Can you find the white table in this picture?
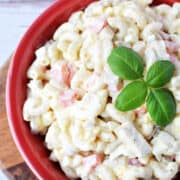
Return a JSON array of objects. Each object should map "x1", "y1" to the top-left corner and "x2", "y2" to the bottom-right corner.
[{"x1": 0, "y1": 0, "x2": 54, "y2": 67}]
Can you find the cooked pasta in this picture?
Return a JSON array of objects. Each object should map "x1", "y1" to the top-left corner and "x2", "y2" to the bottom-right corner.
[{"x1": 23, "y1": 0, "x2": 180, "y2": 179}]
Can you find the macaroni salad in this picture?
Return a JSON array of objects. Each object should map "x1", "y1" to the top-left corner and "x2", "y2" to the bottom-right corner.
[{"x1": 23, "y1": 0, "x2": 180, "y2": 179}]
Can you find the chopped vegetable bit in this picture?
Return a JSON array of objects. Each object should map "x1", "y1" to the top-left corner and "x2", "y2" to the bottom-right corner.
[{"x1": 82, "y1": 154, "x2": 104, "y2": 172}]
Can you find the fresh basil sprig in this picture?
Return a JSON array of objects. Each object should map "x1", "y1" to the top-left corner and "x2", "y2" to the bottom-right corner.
[
  {"x1": 115, "y1": 81, "x2": 147, "y2": 111},
  {"x1": 108, "y1": 46, "x2": 176, "y2": 127},
  {"x1": 146, "y1": 60, "x2": 175, "y2": 88},
  {"x1": 147, "y1": 89, "x2": 176, "y2": 127},
  {"x1": 107, "y1": 47, "x2": 144, "y2": 80}
]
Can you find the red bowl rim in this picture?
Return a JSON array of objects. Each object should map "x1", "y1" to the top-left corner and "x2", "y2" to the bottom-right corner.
[
  {"x1": 6, "y1": 0, "x2": 178, "y2": 179},
  {"x1": 6, "y1": 0, "x2": 76, "y2": 179}
]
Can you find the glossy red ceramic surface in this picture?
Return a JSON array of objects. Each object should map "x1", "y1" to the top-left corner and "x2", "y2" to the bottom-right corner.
[
  {"x1": 6, "y1": 0, "x2": 179, "y2": 179},
  {"x1": 154, "y1": 0, "x2": 180, "y2": 5}
]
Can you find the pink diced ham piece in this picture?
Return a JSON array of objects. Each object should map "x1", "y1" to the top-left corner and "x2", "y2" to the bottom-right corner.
[
  {"x1": 160, "y1": 31, "x2": 179, "y2": 63},
  {"x1": 60, "y1": 90, "x2": 80, "y2": 107},
  {"x1": 128, "y1": 158, "x2": 144, "y2": 166},
  {"x1": 134, "y1": 105, "x2": 147, "y2": 117},
  {"x1": 166, "y1": 42, "x2": 179, "y2": 63},
  {"x1": 166, "y1": 41, "x2": 179, "y2": 54},
  {"x1": 169, "y1": 54, "x2": 178, "y2": 63},
  {"x1": 88, "y1": 18, "x2": 108, "y2": 33},
  {"x1": 51, "y1": 62, "x2": 76, "y2": 87},
  {"x1": 160, "y1": 31, "x2": 172, "y2": 41},
  {"x1": 169, "y1": 154, "x2": 176, "y2": 161},
  {"x1": 165, "y1": 154, "x2": 176, "y2": 161},
  {"x1": 82, "y1": 154, "x2": 103, "y2": 172}
]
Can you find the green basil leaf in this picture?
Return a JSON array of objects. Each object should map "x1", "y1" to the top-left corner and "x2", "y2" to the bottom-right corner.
[
  {"x1": 146, "y1": 60, "x2": 175, "y2": 88},
  {"x1": 146, "y1": 88, "x2": 176, "y2": 127},
  {"x1": 115, "y1": 80, "x2": 147, "y2": 111},
  {"x1": 107, "y1": 46, "x2": 144, "y2": 80}
]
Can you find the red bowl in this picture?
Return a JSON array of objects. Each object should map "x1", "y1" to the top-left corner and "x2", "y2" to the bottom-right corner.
[
  {"x1": 153, "y1": 0, "x2": 180, "y2": 5},
  {"x1": 6, "y1": 0, "x2": 179, "y2": 179}
]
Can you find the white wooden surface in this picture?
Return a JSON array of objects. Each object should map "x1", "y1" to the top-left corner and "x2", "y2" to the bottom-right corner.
[{"x1": 0, "y1": 1, "x2": 54, "y2": 67}]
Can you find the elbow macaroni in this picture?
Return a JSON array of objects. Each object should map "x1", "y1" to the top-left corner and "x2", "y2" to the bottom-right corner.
[{"x1": 23, "y1": 0, "x2": 180, "y2": 179}]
